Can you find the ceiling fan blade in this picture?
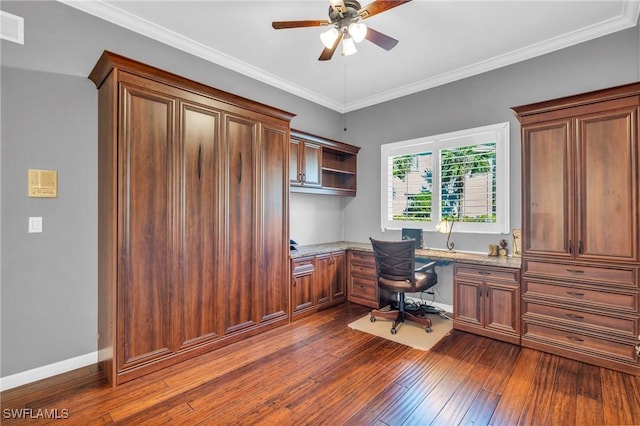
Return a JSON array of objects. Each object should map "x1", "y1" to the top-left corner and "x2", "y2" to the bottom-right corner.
[
  {"x1": 365, "y1": 27, "x2": 399, "y2": 50},
  {"x1": 319, "y1": 33, "x2": 343, "y2": 61},
  {"x1": 358, "y1": 0, "x2": 412, "y2": 20},
  {"x1": 272, "y1": 20, "x2": 329, "y2": 30}
]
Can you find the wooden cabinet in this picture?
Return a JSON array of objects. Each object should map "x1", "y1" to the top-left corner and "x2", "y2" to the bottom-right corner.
[
  {"x1": 316, "y1": 251, "x2": 346, "y2": 308},
  {"x1": 90, "y1": 51, "x2": 293, "y2": 385},
  {"x1": 290, "y1": 251, "x2": 346, "y2": 321},
  {"x1": 291, "y1": 257, "x2": 315, "y2": 319},
  {"x1": 453, "y1": 264, "x2": 521, "y2": 345},
  {"x1": 290, "y1": 137, "x2": 321, "y2": 188},
  {"x1": 347, "y1": 250, "x2": 393, "y2": 308},
  {"x1": 290, "y1": 130, "x2": 360, "y2": 196},
  {"x1": 513, "y1": 82, "x2": 640, "y2": 376}
]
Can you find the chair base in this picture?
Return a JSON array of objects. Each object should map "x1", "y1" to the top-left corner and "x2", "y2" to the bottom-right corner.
[{"x1": 370, "y1": 306, "x2": 433, "y2": 335}]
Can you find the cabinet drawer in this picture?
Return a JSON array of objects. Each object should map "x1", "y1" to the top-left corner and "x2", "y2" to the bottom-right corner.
[
  {"x1": 524, "y1": 279, "x2": 638, "y2": 311},
  {"x1": 455, "y1": 265, "x2": 519, "y2": 283},
  {"x1": 292, "y1": 257, "x2": 315, "y2": 275},
  {"x1": 349, "y1": 262, "x2": 376, "y2": 278},
  {"x1": 349, "y1": 250, "x2": 375, "y2": 266},
  {"x1": 523, "y1": 322, "x2": 639, "y2": 364},
  {"x1": 523, "y1": 301, "x2": 639, "y2": 338},
  {"x1": 524, "y1": 259, "x2": 637, "y2": 287},
  {"x1": 350, "y1": 275, "x2": 377, "y2": 301}
]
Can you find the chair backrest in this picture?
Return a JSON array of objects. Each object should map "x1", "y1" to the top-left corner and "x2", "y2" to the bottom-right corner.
[{"x1": 369, "y1": 237, "x2": 416, "y2": 283}]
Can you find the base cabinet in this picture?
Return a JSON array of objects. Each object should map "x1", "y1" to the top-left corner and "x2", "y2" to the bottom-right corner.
[
  {"x1": 347, "y1": 250, "x2": 393, "y2": 309},
  {"x1": 453, "y1": 264, "x2": 521, "y2": 345},
  {"x1": 291, "y1": 251, "x2": 346, "y2": 321}
]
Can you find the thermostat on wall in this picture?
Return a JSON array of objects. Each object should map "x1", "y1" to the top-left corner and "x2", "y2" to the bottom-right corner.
[{"x1": 28, "y1": 169, "x2": 58, "y2": 198}]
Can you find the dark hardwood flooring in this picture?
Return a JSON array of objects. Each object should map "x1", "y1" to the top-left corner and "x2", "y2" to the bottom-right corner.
[{"x1": 2, "y1": 302, "x2": 639, "y2": 425}]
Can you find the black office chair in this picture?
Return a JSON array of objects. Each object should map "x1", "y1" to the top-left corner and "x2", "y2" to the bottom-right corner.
[{"x1": 369, "y1": 237, "x2": 438, "y2": 334}]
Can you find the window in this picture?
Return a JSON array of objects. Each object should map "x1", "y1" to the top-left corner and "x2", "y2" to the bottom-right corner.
[{"x1": 381, "y1": 122, "x2": 510, "y2": 234}]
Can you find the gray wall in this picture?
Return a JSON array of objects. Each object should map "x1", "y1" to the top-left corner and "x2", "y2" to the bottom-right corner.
[{"x1": 1, "y1": 0, "x2": 639, "y2": 379}]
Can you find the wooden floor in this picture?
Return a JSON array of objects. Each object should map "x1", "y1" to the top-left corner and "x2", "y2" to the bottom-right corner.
[{"x1": 2, "y1": 302, "x2": 639, "y2": 425}]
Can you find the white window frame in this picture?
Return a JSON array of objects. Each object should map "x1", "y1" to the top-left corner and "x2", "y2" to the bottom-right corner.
[{"x1": 380, "y1": 122, "x2": 510, "y2": 234}]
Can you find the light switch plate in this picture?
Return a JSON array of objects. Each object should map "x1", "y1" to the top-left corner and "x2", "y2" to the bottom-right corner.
[{"x1": 28, "y1": 217, "x2": 42, "y2": 233}]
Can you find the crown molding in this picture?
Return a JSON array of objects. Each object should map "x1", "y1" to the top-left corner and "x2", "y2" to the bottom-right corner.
[{"x1": 58, "y1": 0, "x2": 639, "y2": 114}]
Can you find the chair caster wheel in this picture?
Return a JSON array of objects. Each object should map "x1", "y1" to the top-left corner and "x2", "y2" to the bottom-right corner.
[
  {"x1": 391, "y1": 328, "x2": 397, "y2": 335},
  {"x1": 425, "y1": 327, "x2": 432, "y2": 333},
  {"x1": 370, "y1": 316, "x2": 376, "y2": 323}
]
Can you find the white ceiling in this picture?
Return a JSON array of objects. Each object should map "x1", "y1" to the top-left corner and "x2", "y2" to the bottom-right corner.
[{"x1": 59, "y1": 0, "x2": 640, "y2": 112}]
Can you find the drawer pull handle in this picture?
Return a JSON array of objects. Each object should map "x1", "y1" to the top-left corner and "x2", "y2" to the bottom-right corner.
[
  {"x1": 565, "y1": 313, "x2": 584, "y2": 319},
  {"x1": 477, "y1": 271, "x2": 491, "y2": 275},
  {"x1": 566, "y1": 291, "x2": 585, "y2": 297},
  {"x1": 566, "y1": 336, "x2": 584, "y2": 342},
  {"x1": 566, "y1": 269, "x2": 585, "y2": 274}
]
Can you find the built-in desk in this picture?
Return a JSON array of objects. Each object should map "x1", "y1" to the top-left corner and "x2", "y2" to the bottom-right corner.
[
  {"x1": 291, "y1": 241, "x2": 521, "y2": 269},
  {"x1": 291, "y1": 241, "x2": 523, "y2": 344}
]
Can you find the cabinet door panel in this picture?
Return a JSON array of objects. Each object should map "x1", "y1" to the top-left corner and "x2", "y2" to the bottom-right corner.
[
  {"x1": 331, "y1": 252, "x2": 346, "y2": 301},
  {"x1": 315, "y1": 255, "x2": 332, "y2": 306},
  {"x1": 453, "y1": 279, "x2": 482, "y2": 326},
  {"x1": 303, "y1": 142, "x2": 321, "y2": 187},
  {"x1": 259, "y1": 125, "x2": 289, "y2": 322},
  {"x1": 119, "y1": 83, "x2": 174, "y2": 369},
  {"x1": 522, "y1": 120, "x2": 573, "y2": 257},
  {"x1": 225, "y1": 116, "x2": 257, "y2": 333},
  {"x1": 180, "y1": 102, "x2": 221, "y2": 347},
  {"x1": 485, "y1": 283, "x2": 519, "y2": 334},
  {"x1": 577, "y1": 107, "x2": 638, "y2": 262},
  {"x1": 289, "y1": 138, "x2": 301, "y2": 184}
]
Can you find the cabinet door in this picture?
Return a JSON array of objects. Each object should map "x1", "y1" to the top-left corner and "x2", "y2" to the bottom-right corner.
[
  {"x1": 315, "y1": 254, "x2": 332, "y2": 306},
  {"x1": 179, "y1": 100, "x2": 222, "y2": 348},
  {"x1": 292, "y1": 259, "x2": 315, "y2": 316},
  {"x1": 118, "y1": 81, "x2": 176, "y2": 370},
  {"x1": 576, "y1": 105, "x2": 639, "y2": 263},
  {"x1": 258, "y1": 123, "x2": 290, "y2": 322},
  {"x1": 289, "y1": 138, "x2": 302, "y2": 185},
  {"x1": 302, "y1": 142, "x2": 322, "y2": 187},
  {"x1": 521, "y1": 119, "x2": 574, "y2": 258},
  {"x1": 453, "y1": 278, "x2": 483, "y2": 327},
  {"x1": 224, "y1": 115, "x2": 258, "y2": 334},
  {"x1": 485, "y1": 281, "x2": 519, "y2": 335},
  {"x1": 330, "y1": 251, "x2": 346, "y2": 302}
]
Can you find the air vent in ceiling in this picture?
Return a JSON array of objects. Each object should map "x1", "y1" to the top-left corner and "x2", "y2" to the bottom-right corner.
[{"x1": 1, "y1": 10, "x2": 24, "y2": 45}]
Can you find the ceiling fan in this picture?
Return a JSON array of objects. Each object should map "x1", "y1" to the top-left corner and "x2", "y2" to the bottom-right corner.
[{"x1": 272, "y1": 0, "x2": 412, "y2": 61}]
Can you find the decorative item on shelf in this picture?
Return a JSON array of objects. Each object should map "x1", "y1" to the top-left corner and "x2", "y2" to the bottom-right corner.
[
  {"x1": 402, "y1": 228, "x2": 424, "y2": 249},
  {"x1": 512, "y1": 229, "x2": 522, "y2": 257},
  {"x1": 435, "y1": 218, "x2": 455, "y2": 252},
  {"x1": 498, "y1": 239, "x2": 508, "y2": 257},
  {"x1": 488, "y1": 244, "x2": 499, "y2": 256}
]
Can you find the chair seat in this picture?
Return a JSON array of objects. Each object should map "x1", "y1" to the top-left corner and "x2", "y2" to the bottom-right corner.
[{"x1": 379, "y1": 271, "x2": 437, "y2": 293}]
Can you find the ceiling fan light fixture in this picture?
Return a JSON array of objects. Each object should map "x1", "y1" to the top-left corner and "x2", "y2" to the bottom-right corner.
[
  {"x1": 320, "y1": 27, "x2": 340, "y2": 49},
  {"x1": 342, "y1": 36, "x2": 357, "y2": 56},
  {"x1": 348, "y1": 22, "x2": 367, "y2": 43}
]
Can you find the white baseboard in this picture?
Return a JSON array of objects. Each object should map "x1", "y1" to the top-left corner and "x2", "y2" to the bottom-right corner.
[{"x1": 0, "y1": 351, "x2": 97, "y2": 391}]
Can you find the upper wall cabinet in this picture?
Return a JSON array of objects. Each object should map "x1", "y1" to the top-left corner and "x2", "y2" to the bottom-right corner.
[{"x1": 289, "y1": 130, "x2": 361, "y2": 196}]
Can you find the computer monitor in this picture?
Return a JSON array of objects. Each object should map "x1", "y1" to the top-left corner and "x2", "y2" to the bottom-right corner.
[{"x1": 401, "y1": 228, "x2": 424, "y2": 249}]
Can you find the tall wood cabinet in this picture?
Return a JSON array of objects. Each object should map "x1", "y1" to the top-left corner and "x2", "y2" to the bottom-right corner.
[
  {"x1": 90, "y1": 51, "x2": 294, "y2": 385},
  {"x1": 513, "y1": 82, "x2": 640, "y2": 376}
]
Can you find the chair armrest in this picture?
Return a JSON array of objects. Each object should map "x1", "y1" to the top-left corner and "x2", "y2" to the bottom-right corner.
[{"x1": 415, "y1": 260, "x2": 436, "y2": 274}]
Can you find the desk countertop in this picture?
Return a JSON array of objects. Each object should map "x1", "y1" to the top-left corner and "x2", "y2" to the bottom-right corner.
[{"x1": 290, "y1": 241, "x2": 522, "y2": 269}]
